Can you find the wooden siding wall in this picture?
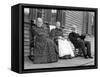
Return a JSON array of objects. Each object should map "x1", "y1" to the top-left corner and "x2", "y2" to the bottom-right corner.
[
  {"x1": 24, "y1": 16, "x2": 30, "y2": 56},
  {"x1": 64, "y1": 11, "x2": 84, "y2": 36}
]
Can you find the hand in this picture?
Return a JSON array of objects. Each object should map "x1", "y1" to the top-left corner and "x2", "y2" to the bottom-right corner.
[
  {"x1": 77, "y1": 38, "x2": 81, "y2": 40},
  {"x1": 58, "y1": 36, "x2": 62, "y2": 39}
]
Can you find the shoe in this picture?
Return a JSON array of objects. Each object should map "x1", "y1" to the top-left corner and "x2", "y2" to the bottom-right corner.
[
  {"x1": 68, "y1": 55, "x2": 72, "y2": 59},
  {"x1": 59, "y1": 57, "x2": 65, "y2": 59},
  {"x1": 84, "y1": 56, "x2": 88, "y2": 59},
  {"x1": 64, "y1": 55, "x2": 72, "y2": 59},
  {"x1": 88, "y1": 56, "x2": 93, "y2": 59}
]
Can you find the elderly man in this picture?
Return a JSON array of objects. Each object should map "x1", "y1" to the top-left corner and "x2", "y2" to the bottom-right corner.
[{"x1": 68, "y1": 25, "x2": 93, "y2": 59}]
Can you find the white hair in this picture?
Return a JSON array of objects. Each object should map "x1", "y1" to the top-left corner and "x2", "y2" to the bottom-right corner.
[
  {"x1": 37, "y1": 18, "x2": 43, "y2": 22},
  {"x1": 70, "y1": 25, "x2": 78, "y2": 33},
  {"x1": 73, "y1": 25, "x2": 78, "y2": 33}
]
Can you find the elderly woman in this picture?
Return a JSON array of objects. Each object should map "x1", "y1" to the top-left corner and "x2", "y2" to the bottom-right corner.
[
  {"x1": 50, "y1": 21, "x2": 74, "y2": 59},
  {"x1": 30, "y1": 18, "x2": 58, "y2": 64}
]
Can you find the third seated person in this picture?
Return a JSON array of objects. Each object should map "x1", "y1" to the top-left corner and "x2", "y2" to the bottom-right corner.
[{"x1": 68, "y1": 25, "x2": 93, "y2": 59}]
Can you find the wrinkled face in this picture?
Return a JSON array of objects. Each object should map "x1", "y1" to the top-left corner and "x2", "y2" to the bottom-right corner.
[
  {"x1": 36, "y1": 18, "x2": 43, "y2": 27},
  {"x1": 56, "y1": 22, "x2": 60, "y2": 29},
  {"x1": 69, "y1": 27, "x2": 76, "y2": 32}
]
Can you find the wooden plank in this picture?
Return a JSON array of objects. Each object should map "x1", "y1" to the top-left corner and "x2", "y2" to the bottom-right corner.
[
  {"x1": 24, "y1": 26, "x2": 30, "y2": 30},
  {"x1": 24, "y1": 30, "x2": 30, "y2": 34},
  {"x1": 24, "y1": 46, "x2": 30, "y2": 50},
  {"x1": 24, "y1": 34, "x2": 30, "y2": 38},
  {"x1": 24, "y1": 42, "x2": 30, "y2": 45},
  {"x1": 24, "y1": 49, "x2": 30, "y2": 52},
  {"x1": 24, "y1": 39, "x2": 30, "y2": 42}
]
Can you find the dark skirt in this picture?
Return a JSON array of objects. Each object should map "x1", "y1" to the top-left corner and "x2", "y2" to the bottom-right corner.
[{"x1": 32, "y1": 35, "x2": 58, "y2": 64}]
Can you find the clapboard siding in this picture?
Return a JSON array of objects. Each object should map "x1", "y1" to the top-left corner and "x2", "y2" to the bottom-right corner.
[
  {"x1": 24, "y1": 26, "x2": 30, "y2": 30},
  {"x1": 64, "y1": 11, "x2": 83, "y2": 35},
  {"x1": 24, "y1": 16, "x2": 30, "y2": 56},
  {"x1": 24, "y1": 41, "x2": 30, "y2": 45}
]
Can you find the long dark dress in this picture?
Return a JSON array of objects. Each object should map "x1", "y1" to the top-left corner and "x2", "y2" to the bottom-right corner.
[
  {"x1": 50, "y1": 28, "x2": 63, "y2": 39},
  {"x1": 50, "y1": 28, "x2": 63, "y2": 46},
  {"x1": 31, "y1": 25, "x2": 58, "y2": 64}
]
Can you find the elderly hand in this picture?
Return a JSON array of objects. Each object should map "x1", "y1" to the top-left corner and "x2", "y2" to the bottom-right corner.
[
  {"x1": 77, "y1": 38, "x2": 81, "y2": 40},
  {"x1": 58, "y1": 36, "x2": 63, "y2": 39}
]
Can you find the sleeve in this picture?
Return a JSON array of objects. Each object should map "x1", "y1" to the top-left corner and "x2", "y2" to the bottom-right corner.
[
  {"x1": 68, "y1": 32, "x2": 77, "y2": 41},
  {"x1": 30, "y1": 26, "x2": 37, "y2": 47},
  {"x1": 79, "y1": 34, "x2": 86, "y2": 40},
  {"x1": 68, "y1": 33, "x2": 73, "y2": 40},
  {"x1": 31, "y1": 26, "x2": 40, "y2": 36},
  {"x1": 50, "y1": 29, "x2": 61, "y2": 41},
  {"x1": 75, "y1": 33, "x2": 80, "y2": 37},
  {"x1": 49, "y1": 29, "x2": 55, "y2": 39},
  {"x1": 60, "y1": 29, "x2": 64, "y2": 37}
]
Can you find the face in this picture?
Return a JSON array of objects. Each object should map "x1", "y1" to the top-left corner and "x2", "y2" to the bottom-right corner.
[
  {"x1": 69, "y1": 27, "x2": 76, "y2": 32},
  {"x1": 56, "y1": 22, "x2": 60, "y2": 29},
  {"x1": 36, "y1": 18, "x2": 43, "y2": 27}
]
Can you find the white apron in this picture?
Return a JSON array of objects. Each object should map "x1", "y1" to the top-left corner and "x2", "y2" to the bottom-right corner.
[{"x1": 58, "y1": 38, "x2": 74, "y2": 57}]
